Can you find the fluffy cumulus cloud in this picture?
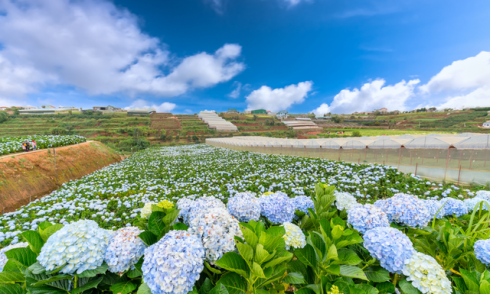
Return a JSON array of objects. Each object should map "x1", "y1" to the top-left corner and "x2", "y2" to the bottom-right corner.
[
  {"x1": 313, "y1": 79, "x2": 419, "y2": 115},
  {"x1": 0, "y1": 0, "x2": 244, "y2": 106},
  {"x1": 419, "y1": 51, "x2": 490, "y2": 109},
  {"x1": 246, "y1": 81, "x2": 313, "y2": 112},
  {"x1": 125, "y1": 99, "x2": 176, "y2": 112}
]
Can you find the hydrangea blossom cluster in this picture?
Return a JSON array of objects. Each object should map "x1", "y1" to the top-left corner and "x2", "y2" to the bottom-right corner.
[
  {"x1": 334, "y1": 192, "x2": 357, "y2": 211},
  {"x1": 157, "y1": 200, "x2": 174, "y2": 210},
  {"x1": 464, "y1": 197, "x2": 488, "y2": 212},
  {"x1": 259, "y1": 192, "x2": 295, "y2": 224},
  {"x1": 474, "y1": 239, "x2": 490, "y2": 266},
  {"x1": 347, "y1": 204, "x2": 390, "y2": 234},
  {"x1": 363, "y1": 227, "x2": 414, "y2": 273},
  {"x1": 374, "y1": 193, "x2": 431, "y2": 228},
  {"x1": 141, "y1": 202, "x2": 155, "y2": 219},
  {"x1": 282, "y1": 222, "x2": 306, "y2": 250},
  {"x1": 402, "y1": 252, "x2": 452, "y2": 294},
  {"x1": 104, "y1": 227, "x2": 146, "y2": 273},
  {"x1": 440, "y1": 197, "x2": 468, "y2": 217},
  {"x1": 227, "y1": 192, "x2": 261, "y2": 222},
  {"x1": 38, "y1": 220, "x2": 113, "y2": 274},
  {"x1": 476, "y1": 191, "x2": 490, "y2": 201},
  {"x1": 142, "y1": 230, "x2": 204, "y2": 294},
  {"x1": 188, "y1": 208, "x2": 243, "y2": 262},
  {"x1": 423, "y1": 200, "x2": 446, "y2": 219},
  {"x1": 291, "y1": 196, "x2": 314, "y2": 214},
  {"x1": 176, "y1": 198, "x2": 195, "y2": 224},
  {"x1": 187, "y1": 196, "x2": 226, "y2": 225},
  {"x1": 0, "y1": 242, "x2": 28, "y2": 272}
]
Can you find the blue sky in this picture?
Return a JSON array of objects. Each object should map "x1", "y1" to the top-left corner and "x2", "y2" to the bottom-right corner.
[{"x1": 0, "y1": 0, "x2": 489, "y2": 114}]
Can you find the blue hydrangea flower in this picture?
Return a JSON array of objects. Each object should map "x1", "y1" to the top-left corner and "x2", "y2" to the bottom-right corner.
[
  {"x1": 335, "y1": 192, "x2": 357, "y2": 211},
  {"x1": 424, "y1": 199, "x2": 446, "y2": 219},
  {"x1": 439, "y1": 197, "x2": 468, "y2": 217},
  {"x1": 38, "y1": 220, "x2": 113, "y2": 274},
  {"x1": 188, "y1": 208, "x2": 243, "y2": 263},
  {"x1": 476, "y1": 191, "x2": 490, "y2": 202},
  {"x1": 104, "y1": 227, "x2": 146, "y2": 273},
  {"x1": 142, "y1": 230, "x2": 204, "y2": 294},
  {"x1": 0, "y1": 242, "x2": 28, "y2": 272},
  {"x1": 363, "y1": 227, "x2": 414, "y2": 274},
  {"x1": 259, "y1": 192, "x2": 295, "y2": 224},
  {"x1": 474, "y1": 239, "x2": 490, "y2": 266},
  {"x1": 176, "y1": 197, "x2": 195, "y2": 224},
  {"x1": 374, "y1": 193, "x2": 431, "y2": 228},
  {"x1": 227, "y1": 192, "x2": 261, "y2": 222},
  {"x1": 186, "y1": 196, "x2": 226, "y2": 225},
  {"x1": 291, "y1": 196, "x2": 314, "y2": 215},
  {"x1": 464, "y1": 197, "x2": 489, "y2": 212},
  {"x1": 347, "y1": 204, "x2": 390, "y2": 234}
]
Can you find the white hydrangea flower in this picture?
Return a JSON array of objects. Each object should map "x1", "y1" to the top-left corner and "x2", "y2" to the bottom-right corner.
[
  {"x1": 38, "y1": 220, "x2": 113, "y2": 274},
  {"x1": 335, "y1": 192, "x2": 357, "y2": 211},
  {"x1": 104, "y1": 227, "x2": 146, "y2": 273},
  {"x1": 140, "y1": 202, "x2": 155, "y2": 219},
  {"x1": 402, "y1": 252, "x2": 452, "y2": 294},
  {"x1": 282, "y1": 222, "x2": 306, "y2": 250},
  {"x1": 188, "y1": 207, "x2": 243, "y2": 263}
]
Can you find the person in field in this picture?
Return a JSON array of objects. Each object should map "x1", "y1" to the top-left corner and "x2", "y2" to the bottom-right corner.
[
  {"x1": 32, "y1": 140, "x2": 37, "y2": 150},
  {"x1": 22, "y1": 142, "x2": 26, "y2": 152}
]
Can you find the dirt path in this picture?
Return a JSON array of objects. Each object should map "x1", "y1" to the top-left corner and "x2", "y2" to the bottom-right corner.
[{"x1": 0, "y1": 141, "x2": 95, "y2": 160}]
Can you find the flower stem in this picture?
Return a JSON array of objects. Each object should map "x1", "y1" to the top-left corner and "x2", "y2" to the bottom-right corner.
[{"x1": 393, "y1": 273, "x2": 398, "y2": 287}]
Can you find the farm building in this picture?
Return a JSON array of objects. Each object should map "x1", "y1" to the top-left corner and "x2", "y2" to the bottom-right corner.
[
  {"x1": 127, "y1": 108, "x2": 156, "y2": 115},
  {"x1": 93, "y1": 105, "x2": 122, "y2": 112},
  {"x1": 483, "y1": 121, "x2": 490, "y2": 128},
  {"x1": 251, "y1": 109, "x2": 267, "y2": 114}
]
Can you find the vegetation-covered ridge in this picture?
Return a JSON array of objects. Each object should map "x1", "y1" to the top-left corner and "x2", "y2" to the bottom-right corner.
[
  {"x1": 0, "y1": 145, "x2": 489, "y2": 294},
  {"x1": 0, "y1": 135, "x2": 86, "y2": 155}
]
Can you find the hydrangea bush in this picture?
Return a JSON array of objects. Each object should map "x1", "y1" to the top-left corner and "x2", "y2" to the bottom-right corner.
[
  {"x1": 440, "y1": 197, "x2": 468, "y2": 217},
  {"x1": 38, "y1": 220, "x2": 113, "y2": 274},
  {"x1": 140, "y1": 202, "x2": 155, "y2": 219},
  {"x1": 424, "y1": 199, "x2": 446, "y2": 219},
  {"x1": 474, "y1": 239, "x2": 490, "y2": 266},
  {"x1": 291, "y1": 196, "x2": 314, "y2": 214},
  {"x1": 363, "y1": 227, "x2": 415, "y2": 273},
  {"x1": 259, "y1": 192, "x2": 295, "y2": 224},
  {"x1": 104, "y1": 226, "x2": 146, "y2": 273},
  {"x1": 142, "y1": 230, "x2": 204, "y2": 294},
  {"x1": 227, "y1": 192, "x2": 261, "y2": 222},
  {"x1": 334, "y1": 192, "x2": 358, "y2": 211}
]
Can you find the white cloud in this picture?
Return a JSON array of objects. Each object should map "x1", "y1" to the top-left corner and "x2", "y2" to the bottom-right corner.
[
  {"x1": 0, "y1": 0, "x2": 244, "y2": 101},
  {"x1": 246, "y1": 81, "x2": 312, "y2": 112},
  {"x1": 312, "y1": 79, "x2": 419, "y2": 115},
  {"x1": 125, "y1": 99, "x2": 177, "y2": 112},
  {"x1": 420, "y1": 51, "x2": 490, "y2": 93},
  {"x1": 283, "y1": 0, "x2": 308, "y2": 7},
  {"x1": 437, "y1": 86, "x2": 490, "y2": 109}
]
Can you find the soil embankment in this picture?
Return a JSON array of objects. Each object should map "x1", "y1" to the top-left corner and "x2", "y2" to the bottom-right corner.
[{"x1": 0, "y1": 141, "x2": 122, "y2": 213}]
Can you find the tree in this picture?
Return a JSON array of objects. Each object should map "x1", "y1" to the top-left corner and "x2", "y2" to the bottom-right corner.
[
  {"x1": 0, "y1": 111, "x2": 8, "y2": 123},
  {"x1": 13, "y1": 108, "x2": 20, "y2": 116},
  {"x1": 332, "y1": 116, "x2": 343, "y2": 123}
]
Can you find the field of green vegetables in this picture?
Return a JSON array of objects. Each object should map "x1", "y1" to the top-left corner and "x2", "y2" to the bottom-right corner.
[
  {"x1": 0, "y1": 144, "x2": 490, "y2": 294},
  {"x1": 0, "y1": 135, "x2": 87, "y2": 155}
]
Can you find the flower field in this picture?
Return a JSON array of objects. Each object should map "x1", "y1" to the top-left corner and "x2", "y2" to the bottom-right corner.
[
  {"x1": 0, "y1": 135, "x2": 87, "y2": 155},
  {"x1": 0, "y1": 144, "x2": 490, "y2": 294}
]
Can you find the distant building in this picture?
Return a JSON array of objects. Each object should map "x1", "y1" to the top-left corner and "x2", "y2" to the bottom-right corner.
[
  {"x1": 19, "y1": 108, "x2": 57, "y2": 115},
  {"x1": 93, "y1": 105, "x2": 122, "y2": 113},
  {"x1": 483, "y1": 121, "x2": 490, "y2": 128},
  {"x1": 391, "y1": 110, "x2": 400, "y2": 115},
  {"x1": 243, "y1": 110, "x2": 251, "y2": 114},
  {"x1": 226, "y1": 108, "x2": 239, "y2": 113},
  {"x1": 127, "y1": 108, "x2": 156, "y2": 115},
  {"x1": 251, "y1": 109, "x2": 267, "y2": 114},
  {"x1": 375, "y1": 107, "x2": 388, "y2": 114},
  {"x1": 0, "y1": 107, "x2": 8, "y2": 111},
  {"x1": 41, "y1": 105, "x2": 55, "y2": 109}
]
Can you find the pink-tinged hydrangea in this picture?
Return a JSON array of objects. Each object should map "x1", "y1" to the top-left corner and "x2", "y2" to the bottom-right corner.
[
  {"x1": 0, "y1": 242, "x2": 28, "y2": 272},
  {"x1": 186, "y1": 196, "x2": 226, "y2": 225},
  {"x1": 363, "y1": 227, "x2": 414, "y2": 274},
  {"x1": 347, "y1": 204, "x2": 390, "y2": 234},
  {"x1": 104, "y1": 227, "x2": 146, "y2": 273},
  {"x1": 38, "y1": 220, "x2": 113, "y2": 274},
  {"x1": 402, "y1": 252, "x2": 452, "y2": 294},
  {"x1": 334, "y1": 192, "x2": 357, "y2": 211},
  {"x1": 259, "y1": 192, "x2": 295, "y2": 224},
  {"x1": 374, "y1": 193, "x2": 431, "y2": 228},
  {"x1": 474, "y1": 239, "x2": 490, "y2": 266},
  {"x1": 142, "y1": 230, "x2": 204, "y2": 294},
  {"x1": 188, "y1": 208, "x2": 243, "y2": 263},
  {"x1": 227, "y1": 192, "x2": 261, "y2": 222},
  {"x1": 439, "y1": 197, "x2": 468, "y2": 217}
]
